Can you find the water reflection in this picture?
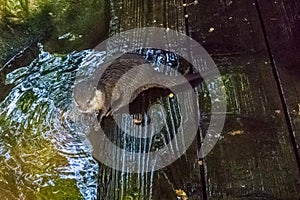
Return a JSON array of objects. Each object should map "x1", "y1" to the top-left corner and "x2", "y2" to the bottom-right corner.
[{"x1": 0, "y1": 47, "x2": 100, "y2": 199}]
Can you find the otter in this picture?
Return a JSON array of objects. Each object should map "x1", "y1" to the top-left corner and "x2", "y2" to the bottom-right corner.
[{"x1": 73, "y1": 53, "x2": 202, "y2": 122}]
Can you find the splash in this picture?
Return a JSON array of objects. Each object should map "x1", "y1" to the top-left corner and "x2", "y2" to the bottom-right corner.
[{"x1": 0, "y1": 46, "x2": 106, "y2": 199}]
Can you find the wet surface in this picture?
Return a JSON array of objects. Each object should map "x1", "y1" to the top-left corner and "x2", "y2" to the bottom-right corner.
[
  {"x1": 188, "y1": 0, "x2": 300, "y2": 198},
  {"x1": 257, "y1": 0, "x2": 300, "y2": 157},
  {"x1": 0, "y1": 49, "x2": 99, "y2": 199},
  {"x1": 0, "y1": 0, "x2": 300, "y2": 199},
  {"x1": 0, "y1": 44, "x2": 205, "y2": 199}
]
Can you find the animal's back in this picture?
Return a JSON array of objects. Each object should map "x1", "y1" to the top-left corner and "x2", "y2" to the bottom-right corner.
[{"x1": 95, "y1": 53, "x2": 148, "y2": 91}]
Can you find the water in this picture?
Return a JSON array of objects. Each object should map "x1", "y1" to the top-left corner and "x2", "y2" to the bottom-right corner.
[{"x1": 0, "y1": 47, "x2": 102, "y2": 199}]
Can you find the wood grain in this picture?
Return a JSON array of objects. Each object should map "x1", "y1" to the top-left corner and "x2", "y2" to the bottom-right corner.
[
  {"x1": 97, "y1": 0, "x2": 204, "y2": 199},
  {"x1": 187, "y1": 0, "x2": 300, "y2": 198},
  {"x1": 256, "y1": 0, "x2": 300, "y2": 160}
]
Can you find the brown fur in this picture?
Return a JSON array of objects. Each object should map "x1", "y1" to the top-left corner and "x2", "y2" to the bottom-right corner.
[{"x1": 73, "y1": 53, "x2": 179, "y2": 121}]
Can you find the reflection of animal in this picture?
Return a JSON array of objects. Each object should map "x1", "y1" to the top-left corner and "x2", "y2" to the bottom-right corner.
[{"x1": 73, "y1": 53, "x2": 201, "y2": 122}]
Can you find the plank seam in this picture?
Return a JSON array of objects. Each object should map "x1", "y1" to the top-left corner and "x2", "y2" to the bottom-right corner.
[
  {"x1": 182, "y1": 0, "x2": 208, "y2": 199},
  {"x1": 254, "y1": 0, "x2": 300, "y2": 173}
]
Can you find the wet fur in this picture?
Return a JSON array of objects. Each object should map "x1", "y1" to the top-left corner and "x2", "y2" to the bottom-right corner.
[{"x1": 73, "y1": 53, "x2": 178, "y2": 120}]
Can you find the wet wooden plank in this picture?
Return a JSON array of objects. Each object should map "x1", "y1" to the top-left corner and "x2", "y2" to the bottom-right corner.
[
  {"x1": 109, "y1": 0, "x2": 185, "y2": 34},
  {"x1": 187, "y1": 0, "x2": 300, "y2": 198},
  {"x1": 96, "y1": 0, "x2": 204, "y2": 199},
  {"x1": 256, "y1": 0, "x2": 300, "y2": 161}
]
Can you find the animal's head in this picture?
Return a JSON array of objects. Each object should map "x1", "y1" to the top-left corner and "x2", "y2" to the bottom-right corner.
[{"x1": 73, "y1": 79, "x2": 106, "y2": 114}]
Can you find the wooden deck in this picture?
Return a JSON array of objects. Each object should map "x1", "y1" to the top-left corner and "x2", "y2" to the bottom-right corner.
[
  {"x1": 96, "y1": 0, "x2": 300, "y2": 199},
  {"x1": 0, "y1": 0, "x2": 299, "y2": 199}
]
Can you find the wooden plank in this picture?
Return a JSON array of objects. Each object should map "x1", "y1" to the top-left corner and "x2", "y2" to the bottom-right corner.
[
  {"x1": 256, "y1": 0, "x2": 300, "y2": 160},
  {"x1": 109, "y1": 0, "x2": 185, "y2": 34},
  {"x1": 187, "y1": 0, "x2": 300, "y2": 198},
  {"x1": 96, "y1": 0, "x2": 204, "y2": 199}
]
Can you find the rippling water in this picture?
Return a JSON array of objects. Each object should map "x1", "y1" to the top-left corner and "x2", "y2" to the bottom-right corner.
[{"x1": 0, "y1": 46, "x2": 106, "y2": 199}]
